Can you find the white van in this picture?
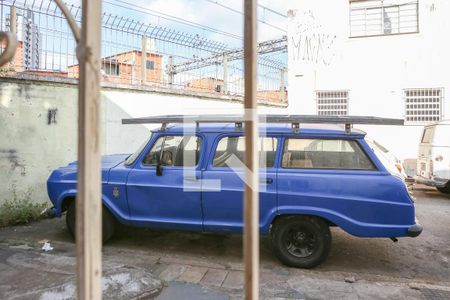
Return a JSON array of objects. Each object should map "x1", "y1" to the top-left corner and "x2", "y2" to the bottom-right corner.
[{"x1": 416, "y1": 120, "x2": 450, "y2": 193}]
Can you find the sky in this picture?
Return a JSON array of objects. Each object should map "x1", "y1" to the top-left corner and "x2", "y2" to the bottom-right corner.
[
  {"x1": 68, "y1": 0, "x2": 291, "y2": 48},
  {"x1": 131, "y1": 0, "x2": 289, "y2": 43}
]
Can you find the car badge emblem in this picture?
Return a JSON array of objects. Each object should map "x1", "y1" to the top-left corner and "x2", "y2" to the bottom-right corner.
[{"x1": 112, "y1": 187, "x2": 119, "y2": 198}]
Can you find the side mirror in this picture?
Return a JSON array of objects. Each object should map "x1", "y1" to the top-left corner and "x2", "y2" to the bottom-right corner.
[{"x1": 156, "y1": 163, "x2": 163, "y2": 176}]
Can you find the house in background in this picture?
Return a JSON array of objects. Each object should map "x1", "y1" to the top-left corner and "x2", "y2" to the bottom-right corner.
[
  {"x1": 185, "y1": 77, "x2": 288, "y2": 103},
  {"x1": 68, "y1": 50, "x2": 163, "y2": 85},
  {"x1": 185, "y1": 77, "x2": 225, "y2": 93},
  {"x1": 288, "y1": 0, "x2": 450, "y2": 165}
]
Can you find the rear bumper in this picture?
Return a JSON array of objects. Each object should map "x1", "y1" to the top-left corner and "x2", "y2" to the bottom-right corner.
[
  {"x1": 414, "y1": 176, "x2": 448, "y2": 188},
  {"x1": 407, "y1": 220, "x2": 423, "y2": 238}
]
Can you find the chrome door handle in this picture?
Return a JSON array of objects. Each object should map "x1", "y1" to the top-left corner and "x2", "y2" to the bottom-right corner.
[{"x1": 260, "y1": 178, "x2": 273, "y2": 184}]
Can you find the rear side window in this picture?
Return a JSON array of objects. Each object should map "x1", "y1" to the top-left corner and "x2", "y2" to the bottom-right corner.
[
  {"x1": 143, "y1": 136, "x2": 202, "y2": 167},
  {"x1": 282, "y1": 139, "x2": 375, "y2": 170},
  {"x1": 213, "y1": 136, "x2": 278, "y2": 168},
  {"x1": 421, "y1": 126, "x2": 435, "y2": 143}
]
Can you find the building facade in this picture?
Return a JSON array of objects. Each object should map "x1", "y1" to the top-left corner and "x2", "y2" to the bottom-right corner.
[
  {"x1": 68, "y1": 50, "x2": 164, "y2": 85},
  {"x1": 287, "y1": 0, "x2": 450, "y2": 164}
]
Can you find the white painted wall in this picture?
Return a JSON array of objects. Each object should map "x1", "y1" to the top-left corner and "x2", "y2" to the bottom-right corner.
[
  {"x1": 0, "y1": 79, "x2": 287, "y2": 205},
  {"x1": 103, "y1": 90, "x2": 287, "y2": 155},
  {"x1": 287, "y1": 0, "x2": 450, "y2": 161}
]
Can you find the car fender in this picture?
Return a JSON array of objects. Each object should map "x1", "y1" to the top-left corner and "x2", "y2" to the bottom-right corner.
[
  {"x1": 54, "y1": 189, "x2": 77, "y2": 216},
  {"x1": 55, "y1": 190, "x2": 129, "y2": 225},
  {"x1": 269, "y1": 206, "x2": 411, "y2": 237}
]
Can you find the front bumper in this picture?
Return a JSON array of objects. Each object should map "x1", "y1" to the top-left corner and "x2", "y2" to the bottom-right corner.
[
  {"x1": 50, "y1": 207, "x2": 57, "y2": 218},
  {"x1": 415, "y1": 176, "x2": 448, "y2": 188}
]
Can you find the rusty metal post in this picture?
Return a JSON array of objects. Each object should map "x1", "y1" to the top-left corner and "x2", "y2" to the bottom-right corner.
[
  {"x1": 243, "y1": 0, "x2": 259, "y2": 299},
  {"x1": 75, "y1": 0, "x2": 103, "y2": 299}
]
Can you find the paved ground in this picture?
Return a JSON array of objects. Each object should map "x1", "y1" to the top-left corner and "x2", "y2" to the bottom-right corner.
[{"x1": 0, "y1": 184, "x2": 449, "y2": 299}]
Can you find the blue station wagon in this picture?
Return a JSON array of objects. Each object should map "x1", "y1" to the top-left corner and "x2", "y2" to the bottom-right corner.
[{"x1": 47, "y1": 115, "x2": 422, "y2": 268}]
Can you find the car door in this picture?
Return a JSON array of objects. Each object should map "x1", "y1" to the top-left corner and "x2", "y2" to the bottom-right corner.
[
  {"x1": 126, "y1": 134, "x2": 204, "y2": 231},
  {"x1": 201, "y1": 134, "x2": 279, "y2": 234}
]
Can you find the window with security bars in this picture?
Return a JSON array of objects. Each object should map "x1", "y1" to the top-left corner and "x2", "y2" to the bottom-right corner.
[
  {"x1": 404, "y1": 88, "x2": 443, "y2": 123},
  {"x1": 316, "y1": 91, "x2": 349, "y2": 116},
  {"x1": 349, "y1": 0, "x2": 419, "y2": 38}
]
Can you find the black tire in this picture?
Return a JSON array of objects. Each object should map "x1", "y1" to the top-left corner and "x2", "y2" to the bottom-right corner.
[
  {"x1": 436, "y1": 183, "x2": 450, "y2": 194},
  {"x1": 271, "y1": 216, "x2": 331, "y2": 269},
  {"x1": 66, "y1": 201, "x2": 116, "y2": 243}
]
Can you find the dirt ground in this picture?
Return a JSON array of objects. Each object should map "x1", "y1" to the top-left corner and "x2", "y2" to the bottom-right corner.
[{"x1": 0, "y1": 184, "x2": 449, "y2": 299}]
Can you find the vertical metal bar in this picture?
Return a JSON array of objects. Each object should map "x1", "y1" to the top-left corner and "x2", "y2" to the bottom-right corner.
[
  {"x1": 10, "y1": 6, "x2": 16, "y2": 35},
  {"x1": 141, "y1": 35, "x2": 147, "y2": 83},
  {"x1": 7, "y1": 6, "x2": 17, "y2": 69},
  {"x1": 280, "y1": 68, "x2": 285, "y2": 102},
  {"x1": 223, "y1": 53, "x2": 228, "y2": 94},
  {"x1": 243, "y1": 0, "x2": 259, "y2": 299},
  {"x1": 76, "y1": 0, "x2": 102, "y2": 299},
  {"x1": 168, "y1": 55, "x2": 174, "y2": 85},
  {"x1": 214, "y1": 62, "x2": 218, "y2": 93}
]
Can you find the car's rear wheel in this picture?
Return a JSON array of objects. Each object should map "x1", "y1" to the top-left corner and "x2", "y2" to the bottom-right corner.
[
  {"x1": 66, "y1": 200, "x2": 116, "y2": 243},
  {"x1": 271, "y1": 216, "x2": 331, "y2": 268}
]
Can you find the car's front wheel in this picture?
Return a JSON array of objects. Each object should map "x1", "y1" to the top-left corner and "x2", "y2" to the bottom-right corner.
[
  {"x1": 66, "y1": 200, "x2": 116, "y2": 243},
  {"x1": 271, "y1": 216, "x2": 331, "y2": 268},
  {"x1": 436, "y1": 182, "x2": 450, "y2": 194}
]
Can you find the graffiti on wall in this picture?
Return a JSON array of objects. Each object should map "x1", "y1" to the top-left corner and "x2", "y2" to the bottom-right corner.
[{"x1": 289, "y1": 10, "x2": 337, "y2": 66}]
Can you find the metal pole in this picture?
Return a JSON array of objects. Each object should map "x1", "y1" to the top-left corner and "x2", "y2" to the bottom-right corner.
[
  {"x1": 76, "y1": 0, "x2": 103, "y2": 299},
  {"x1": 243, "y1": 0, "x2": 259, "y2": 299},
  {"x1": 141, "y1": 35, "x2": 147, "y2": 83},
  {"x1": 168, "y1": 55, "x2": 174, "y2": 85},
  {"x1": 10, "y1": 6, "x2": 16, "y2": 35},
  {"x1": 280, "y1": 68, "x2": 286, "y2": 102},
  {"x1": 223, "y1": 53, "x2": 228, "y2": 94}
]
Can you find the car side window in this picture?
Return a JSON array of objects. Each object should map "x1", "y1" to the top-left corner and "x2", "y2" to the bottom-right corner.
[
  {"x1": 282, "y1": 138, "x2": 375, "y2": 170},
  {"x1": 213, "y1": 136, "x2": 278, "y2": 168},
  {"x1": 142, "y1": 136, "x2": 202, "y2": 167}
]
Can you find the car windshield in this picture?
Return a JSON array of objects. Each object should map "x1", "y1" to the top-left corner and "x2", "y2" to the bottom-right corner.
[{"x1": 124, "y1": 134, "x2": 152, "y2": 166}]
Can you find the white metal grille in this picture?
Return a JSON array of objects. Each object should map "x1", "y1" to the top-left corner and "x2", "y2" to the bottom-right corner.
[
  {"x1": 316, "y1": 91, "x2": 349, "y2": 116},
  {"x1": 404, "y1": 88, "x2": 443, "y2": 123},
  {"x1": 349, "y1": 0, "x2": 419, "y2": 38}
]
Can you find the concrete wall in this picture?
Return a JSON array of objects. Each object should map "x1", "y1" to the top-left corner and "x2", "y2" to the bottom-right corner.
[
  {"x1": 0, "y1": 75, "x2": 288, "y2": 205},
  {"x1": 287, "y1": 0, "x2": 450, "y2": 161}
]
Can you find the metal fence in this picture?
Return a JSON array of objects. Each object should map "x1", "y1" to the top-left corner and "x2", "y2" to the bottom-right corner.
[{"x1": 0, "y1": 0, "x2": 287, "y2": 104}]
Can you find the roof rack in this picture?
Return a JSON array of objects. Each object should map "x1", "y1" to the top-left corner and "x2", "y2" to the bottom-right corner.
[{"x1": 121, "y1": 114, "x2": 404, "y2": 134}]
